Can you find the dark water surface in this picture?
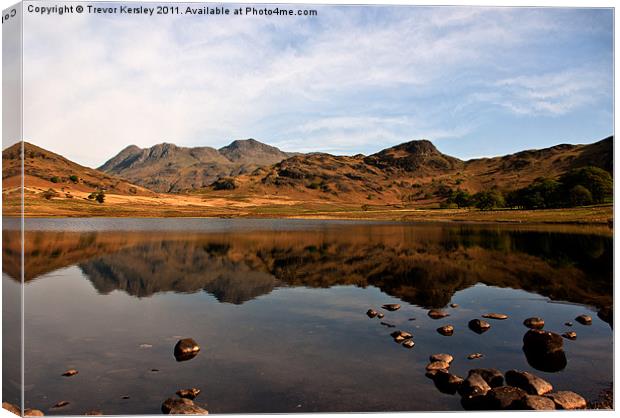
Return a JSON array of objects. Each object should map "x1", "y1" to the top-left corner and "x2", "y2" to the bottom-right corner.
[{"x1": 2, "y1": 218, "x2": 613, "y2": 414}]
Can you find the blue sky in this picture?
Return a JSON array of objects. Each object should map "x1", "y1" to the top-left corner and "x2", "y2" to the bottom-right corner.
[{"x1": 21, "y1": 4, "x2": 613, "y2": 167}]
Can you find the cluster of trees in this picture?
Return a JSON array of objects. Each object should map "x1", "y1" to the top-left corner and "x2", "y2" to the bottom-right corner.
[
  {"x1": 442, "y1": 166, "x2": 612, "y2": 210},
  {"x1": 88, "y1": 190, "x2": 106, "y2": 204}
]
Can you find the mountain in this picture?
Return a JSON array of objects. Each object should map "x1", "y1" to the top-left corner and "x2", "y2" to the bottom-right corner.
[
  {"x1": 99, "y1": 138, "x2": 297, "y2": 193},
  {"x1": 2, "y1": 142, "x2": 155, "y2": 196},
  {"x1": 222, "y1": 136, "x2": 612, "y2": 204}
]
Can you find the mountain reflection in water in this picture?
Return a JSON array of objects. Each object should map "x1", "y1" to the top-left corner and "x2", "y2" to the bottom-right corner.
[{"x1": 4, "y1": 223, "x2": 612, "y2": 323}]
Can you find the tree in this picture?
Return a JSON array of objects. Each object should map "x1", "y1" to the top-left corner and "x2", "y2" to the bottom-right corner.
[
  {"x1": 473, "y1": 190, "x2": 505, "y2": 210},
  {"x1": 50, "y1": 176, "x2": 59, "y2": 183},
  {"x1": 69, "y1": 175, "x2": 78, "y2": 183},
  {"x1": 568, "y1": 185, "x2": 593, "y2": 207},
  {"x1": 88, "y1": 191, "x2": 105, "y2": 204},
  {"x1": 559, "y1": 167, "x2": 612, "y2": 203}
]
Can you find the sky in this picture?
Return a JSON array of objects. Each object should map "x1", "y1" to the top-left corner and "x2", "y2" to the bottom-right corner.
[{"x1": 17, "y1": 3, "x2": 614, "y2": 168}]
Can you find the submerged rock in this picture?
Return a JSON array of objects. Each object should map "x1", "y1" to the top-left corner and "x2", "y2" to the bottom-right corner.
[
  {"x1": 162, "y1": 398, "x2": 209, "y2": 414},
  {"x1": 486, "y1": 386, "x2": 527, "y2": 409},
  {"x1": 468, "y1": 319, "x2": 491, "y2": 334},
  {"x1": 430, "y1": 353, "x2": 453, "y2": 364},
  {"x1": 52, "y1": 401, "x2": 70, "y2": 409},
  {"x1": 468, "y1": 368, "x2": 503, "y2": 388},
  {"x1": 176, "y1": 388, "x2": 201, "y2": 399},
  {"x1": 505, "y1": 370, "x2": 553, "y2": 396},
  {"x1": 482, "y1": 313, "x2": 508, "y2": 320},
  {"x1": 523, "y1": 317, "x2": 545, "y2": 329},
  {"x1": 62, "y1": 369, "x2": 78, "y2": 377},
  {"x1": 366, "y1": 309, "x2": 378, "y2": 318},
  {"x1": 546, "y1": 391, "x2": 587, "y2": 409},
  {"x1": 24, "y1": 409, "x2": 44, "y2": 416},
  {"x1": 515, "y1": 394, "x2": 556, "y2": 410},
  {"x1": 437, "y1": 325, "x2": 454, "y2": 336},
  {"x1": 380, "y1": 322, "x2": 396, "y2": 328},
  {"x1": 467, "y1": 353, "x2": 483, "y2": 360},
  {"x1": 564, "y1": 322, "x2": 573, "y2": 326},
  {"x1": 562, "y1": 331, "x2": 577, "y2": 340},
  {"x1": 575, "y1": 314, "x2": 592, "y2": 325},
  {"x1": 382, "y1": 304, "x2": 401, "y2": 311},
  {"x1": 3, "y1": 403, "x2": 20, "y2": 416},
  {"x1": 428, "y1": 309, "x2": 449, "y2": 319},
  {"x1": 174, "y1": 338, "x2": 201, "y2": 362}
]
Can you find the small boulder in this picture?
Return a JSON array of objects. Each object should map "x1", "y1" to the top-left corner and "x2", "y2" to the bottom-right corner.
[
  {"x1": 468, "y1": 319, "x2": 491, "y2": 334},
  {"x1": 62, "y1": 369, "x2": 78, "y2": 377},
  {"x1": 174, "y1": 338, "x2": 200, "y2": 362},
  {"x1": 523, "y1": 317, "x2": 545, "y2": 329},
  {"x1": 176, "y1": 388, "x2": 201, "y2": 399},
  {"x1": 458, "y1": 373, "x2": 491, "y2": 398},
  {"x1": 428, "y1": 309, "x2": 449, "y2": 319},
  {"x1": 426, "y1": 361, "x2": 450, "y2": 371},
  {"x1": 482, "y1": 313, "x2": 508, "y2": 320},
  {"x1": 467, "y1": 353, "x2": 483, "y2": 360},
  {"x1": 432, "y1": 369, "x2": 464, "y2": 394},
  {"x1": 505, "y1": 370, "x2": 553, "y2": 396},
  {"x1": 437, "y1": 325, "x2": 454, "y2": 336},
  {"x1": 382, "y1": 304, "x2": 400, "y2": 311},
  {"x1": 24, "y1": 409, "x2": 45, "y2": 416},
  {"x1": 162, "y1": 398, "x2": 209, "y2": 414},
  {"x1": 391, "y1": 330, "x2": 412, "y2": 343},
  {"x1": 430, "y1": 353, "x2": 453, "y2": 364},
  {"x1": 562, "y1": 331, "x2": 577, "y2": 340},
  {"x1": 402, "y1": 339, "x2": 415, "y2": 349},
  {"x1": 564, "y1": 322, "x2": 573, "y2": 326},
  {"x1": 377, "y1": 313, "x2": 385, "y2": 319},
  {"x1": 522, "y1": 329, "x2": 563, "y2": 353},
  {"x1": 486, "y1": 386, "x2": 527, "y2": 409},
  {"x1": 3, "y1": 403, "x2": 20, "y2": 416},
  {"x1": 468, "y1": 368, "x2": 504, "y2": 387},
  {"x1": 450, "y1": 303, "x2": 459, "y2": 308},
  {"x1": 514, "y1": 394, "x2": 556, "y2": 410},
  {"x1": 575, "y1": 314, "x2": 592, "y2": 325},
  {"x1": 546, "y1": 391, "x2": 587, "y2": 409},
  {"x1": 366, "y1": 309, "x2": 378, "y2": 318}
]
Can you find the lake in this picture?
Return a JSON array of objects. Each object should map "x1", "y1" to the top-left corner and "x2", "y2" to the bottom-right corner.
[{"x1": 2, "y1": 218, "x2": 613, "y2": 414}]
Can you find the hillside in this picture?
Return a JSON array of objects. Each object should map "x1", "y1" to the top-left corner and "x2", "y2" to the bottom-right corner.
[
  {"x1": 99, "y1": 138, "x2": 297, "y2": 193},
  {"x1": 217, "y1": 136, "x2": 613, "y2": 205},
  {"x1": 2, "y1": 142, "x2": 155, "y2": 197}
]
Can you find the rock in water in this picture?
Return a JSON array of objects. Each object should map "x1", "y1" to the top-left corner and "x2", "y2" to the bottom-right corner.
[
  {"x1": 162, "y1": 398, "x2": 209, "y2": 414},
  {"x1": 174, "y1": 338, "x2": 201, "y2": 362},
  {"x1": 428, "y1": 309, "x2": 449, "y2": 319},
  {"x1": 431, "y1": 369, "x2": 464, "y2": 395},
  {"x1": 177, "y1": 388, "x2": 201, "y2": 399},
  {"x1": 52, "y1": 401, "x2": 70, "y2": 409},
  {"x1": 3, "y1": 403, "x2": 20, "y2": 416},
  {"x1": 377, "y1": 313, "x2": 385, "y2": 319},
  {"x1": 575, "y1": 314, "x2": 592, "y2": 325},
  {"x1": 402, "y1": 339, "x2": 415, "y2": 349},
  {"x1": 426, "y1": 361, "x2": 450, "y2": 371},
  {"x1": 62, "y1": 369, "x2": 78, "y2": 377},
  {"x1": 515, "y1": 395, "x2": 556, "y2": 410},
  {"x1": 382, "y1": 304, "x2": 400, "y2": 311},
  {"x1": 562, "y1": 331, "x2": 577, "y2": 340},
  {"x1": 437, "y1": 325, "x2": 454, "y2": 336},
  {"x1": 546, "y1": 391, "x2": 587, "y2": 409},
  {"x1": 390, "y1": 330, "x2": 412, "y2": 342},
  {"x1": 430, "y1": 353, "x2": 453, "y2": 364},
  {"x1": 523, "y1": 329, "x2": 563, "y2": 353},
  {"x1": 482, "y1": 313, "x2": 508, "y2": 320},
  {"x1": 458, "y1": 373, "x2": 491, "y2": 398},
  {"x1": 24, "y1": 409, "x2": 45, "y2": 416},
  {"x1": 486, "y1": 386, "x2": 527, "y2": 409},
  {"x1": 450, "y1": 303, "x2": 459, "y2": 308},
  {"x1": 564, "y1": 322, "x2": 573, "y2": 326},
  {"x1": 468, "y1": 368, "x2": 504, "y2": 388},
  {"x1": 523, "y1": 317, "x2": 545, "y2": 329},
  {"x1": 505, "y1": 370, "x2": 553, "y2": 395},
  {"x1": 468, "y1": 319, "x2": 491, "y2": 334},
  {"x1": 522, "y1": 329, "x2": 567, "y2": 372},
  {"x1": 84, "y1": 410, "x2": 104, "y2": 415},
  {"x1": 366, "y1": 309, "x2": 378, "y2": 318},
  {"x1": 467, "y1": 353, "x2": 483, "y2": 360}
]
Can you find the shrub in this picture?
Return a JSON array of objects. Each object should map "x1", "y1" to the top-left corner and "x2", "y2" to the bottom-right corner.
[
  {"x1": 69, "y1": 175, "x2": 78, "y2": 183},
  {"x1": 43, "y1": 189, "x2": 58, "y2": 200},
  {"x1": 50, "y1": 176, "x2": 59, "y2": 183},
  {"x1": 212, "y1": 178, "x2": 236, "y2": 190}
]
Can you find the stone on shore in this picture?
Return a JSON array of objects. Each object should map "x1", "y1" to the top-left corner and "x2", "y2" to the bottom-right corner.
[
  {"x1": 468, "y1": 368, "x2": 503, "y2": 387},
  {"x1": 174, "y1": 338, "x2": 201, "y2": 362},
  {"x1": 62, "y1": 369, "x2": 78, "y2": 377},
  {"x1": 177, "y1": 388, "x2": 201, "y2": 399},
  {"x1": 482, "y1": 313, "x2": 508, "y2": 320},
  {"x1": 575, "y1": 314, "x2": 592, "y2": 325},
  {"x1": 546, "y1": 391, "x2": 587, "y2": 409},
  {"x1": 162, "y1": 398, "x2": 209, "y2": 414},
  {"x1": 430, "y1": 353, "x2": 453, "y2": 364},
  {"x1": 428, "y1": 309, "x2": 449, "y2": 319},
  {"x1": 468, "y1": 319, "x2": 491, "y2": 334},
  {"x1": 437, "y1": 325, "x2": 454, "y2": 336},
  {"x1": 366, "y1": 309, "x2": 378, "y2": 318},
  {"x1": 382, "y1": 304, "x2": 400, "y2": 311},
  {"x1": 515, "y1": 395, "x2": 556, "y2": 410},
  {"x1": 505, "y1": 370, "x2": 553, "y2": 396},
  {"x1": 523, "y1": 317, "x2": 545, "y2": 329}
]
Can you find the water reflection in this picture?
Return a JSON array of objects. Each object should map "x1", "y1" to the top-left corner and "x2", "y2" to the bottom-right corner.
[{"x1": 3, "y1": 224, "x2": 612, "y2": 321}]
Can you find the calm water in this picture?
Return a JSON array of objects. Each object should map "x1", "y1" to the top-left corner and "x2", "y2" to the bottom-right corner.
[{"x1": 2, "y1": 218, "x2": 613, "y2": 414}]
